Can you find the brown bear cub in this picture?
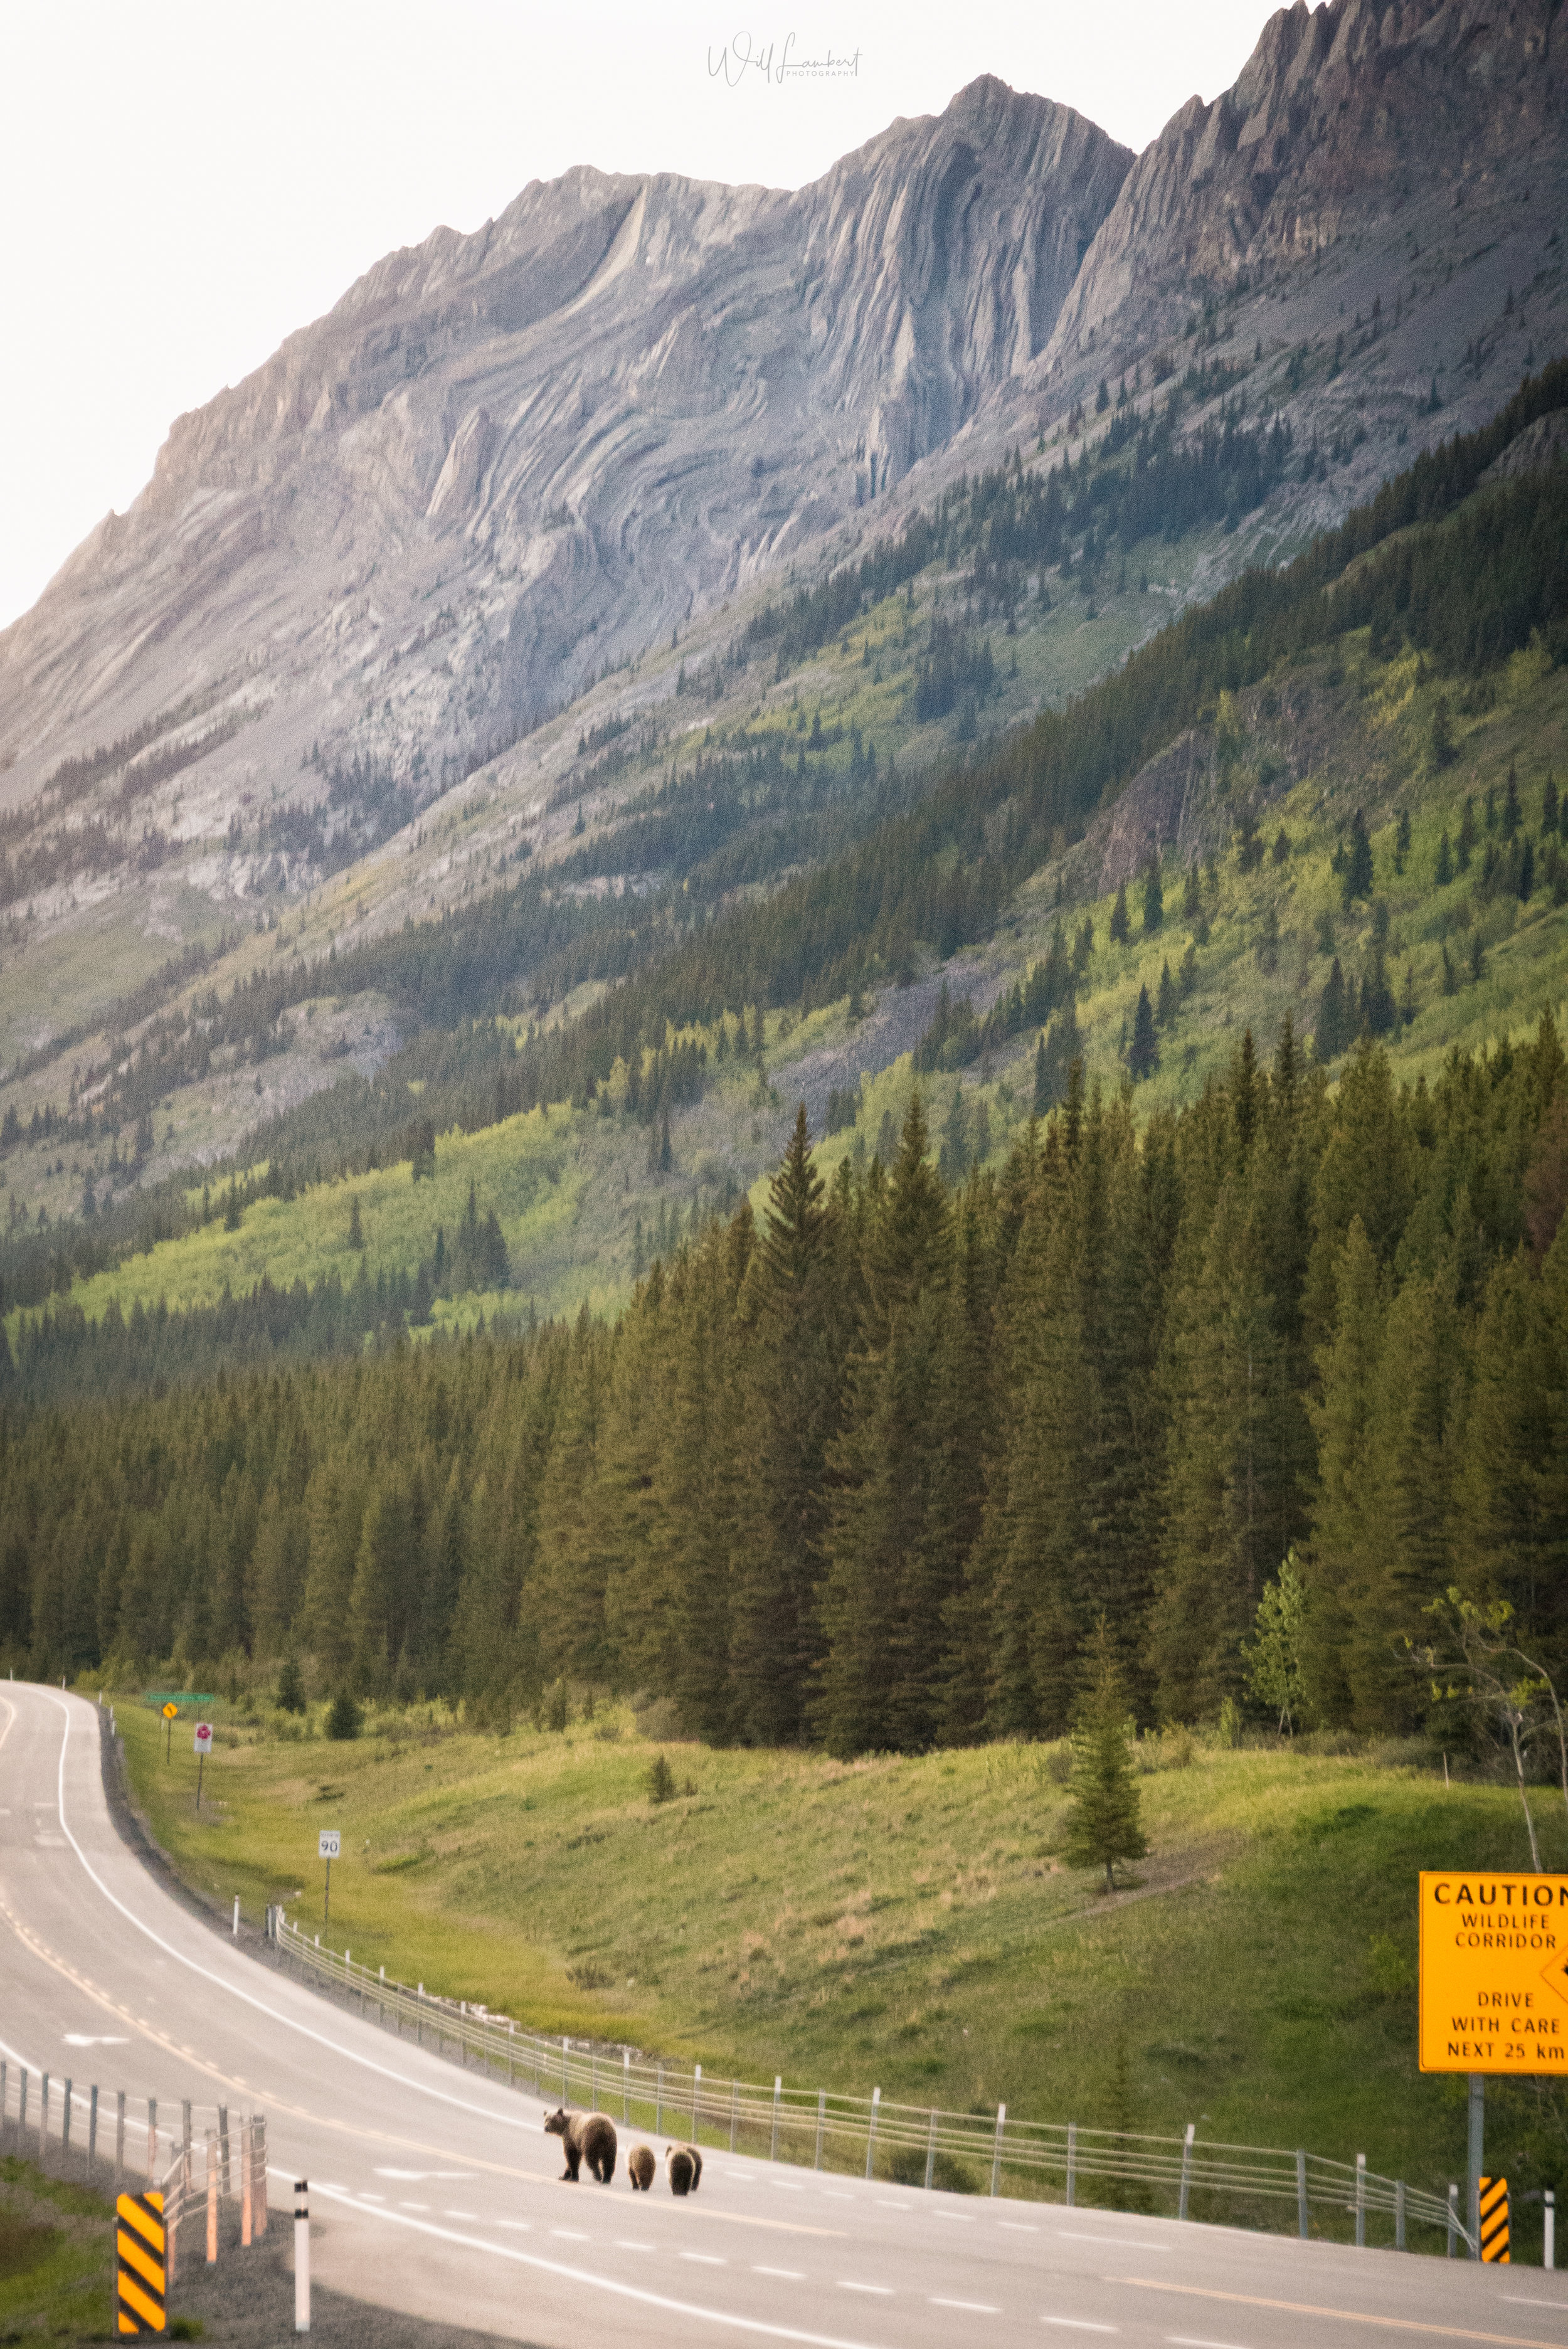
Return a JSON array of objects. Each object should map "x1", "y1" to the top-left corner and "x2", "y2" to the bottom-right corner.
[
  {"x1": 544, "y1": 2108, "x2": 618, "y2": 2183},
  {"x1": 665, "y1": 2143, "x2": 703, "y2": 2195},
  {"x1": 628, "y1": 2145, "x2": 655, "y2": 2192}
]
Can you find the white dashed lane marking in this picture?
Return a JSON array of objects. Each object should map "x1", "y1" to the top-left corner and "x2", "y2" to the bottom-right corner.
[
  {"x1": 839, "y1": 2283, "x2": 892, "y2": 2295},
  {"x1": 1042, "y1": 2322, "x2": 1118, "y2": 2335},
  {"x1": 933, "y1": 2298, "x2": 1001, "y2": 2313},
  {"x1": 682, "y1": 2253, "x2": 726, "y2": 2266},
  {"x1": 755, "y1": 2267, "x2": 805, "y2": 2279}
]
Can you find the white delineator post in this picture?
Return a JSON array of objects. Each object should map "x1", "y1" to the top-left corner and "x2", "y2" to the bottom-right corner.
[
  {"x1": 1547, "y1": 2187, "x2": 1556, "y2": 2272},
  {"x1": 294, "y1": 2180, "x2": 310, "y2": 2333}
]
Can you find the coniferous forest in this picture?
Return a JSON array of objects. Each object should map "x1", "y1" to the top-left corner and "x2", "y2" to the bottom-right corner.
[{"x1": 4, "y1": 1019, "x2": 1565, "y2": 1753}]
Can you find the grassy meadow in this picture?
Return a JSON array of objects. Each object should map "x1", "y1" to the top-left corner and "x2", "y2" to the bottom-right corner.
[{"x1": 111, "y1": 1685, "x2": 1568, "y2": 2246}]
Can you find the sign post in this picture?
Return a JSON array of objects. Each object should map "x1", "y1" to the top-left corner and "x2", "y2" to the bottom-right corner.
[
  {"x1": 192, "y1": 1722, "x2": 212, "y2": 1810},
  {"x1": 1419, "y1": 1869, "x2": 1568, "y2": 2260},
  {"x1": 161, "y1": 1700, "x2": 178, "y2": 1763},
  {"x1": 318, "y1": 1832, "x2": 340, "y2": 1933}
]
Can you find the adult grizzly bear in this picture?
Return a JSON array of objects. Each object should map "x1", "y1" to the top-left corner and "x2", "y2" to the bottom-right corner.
[
  {"x1": 544, "y1": 2107, "x2": 618, "y2": 2183},
  {"x1": 665, "y1": 2143, "x2": 702, "y2": 2195},
  {"x1": 627, "y1": 2145, "x2": 655, "y2": 2192}
]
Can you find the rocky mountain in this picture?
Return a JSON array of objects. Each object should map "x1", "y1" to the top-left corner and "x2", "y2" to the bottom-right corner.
[
  {"x1": 0, "y1": 78, "x2": 1128, "y2": 800},
  {"x1": 0, "y1": 0, "x2": 1562, "y2": 1221},
  {"x1": 1046, "y1": 0, "x2": 1566, "y2": 368}
]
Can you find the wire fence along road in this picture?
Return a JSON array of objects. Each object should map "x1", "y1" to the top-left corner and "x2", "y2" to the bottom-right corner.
[
  {"x1": 0, "y1": 2059, "x2": 270, "y2": 2284},
  {"x1": 268, "y1": 1914, "x2": 1472, "y2": 2256}
]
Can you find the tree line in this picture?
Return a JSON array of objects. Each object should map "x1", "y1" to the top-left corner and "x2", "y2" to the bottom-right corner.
[{"x1": 4, "y1": 1018, "x2": 1564, "y2": 1757}]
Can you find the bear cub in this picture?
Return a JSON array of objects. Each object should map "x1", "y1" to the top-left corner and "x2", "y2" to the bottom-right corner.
[
  {"x1": 544, "y1": 2107, "x2": 618, "y2": 2183},
  {"x1": 628, "y1": 2145, "x2": 656, "y2": 2192},
  {"x1": 665, "y1": 2143, "x2": 703, "y2": 2196}
]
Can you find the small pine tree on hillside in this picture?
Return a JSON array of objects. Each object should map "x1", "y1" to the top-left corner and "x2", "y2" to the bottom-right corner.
[
  {"x1": 276, "y1": 1655, "x2": 306, "y2": 1715},
  {"x1": 1064, "y1": 1621, "x2": 1148, "y2": 1894},
  {"x1": 1435, "y1": 830, "x2": 1454, "y2": 887},
  {"x1": 326, "y1": 1689, "x2": 363, "y2": 1741},
  {"x1": 1242, "y1": 1553, "x2": 1308, "y2": 1732},
  {"x1": 1142, "y1": 857, "x2": 1163, "y2": 935},
  {"x1": 1127, "y1": 985, "x2": 1158, "y2": 1081},
  {"x1": 346, "y1": 1194, "x2": 363, "y2": 1251},
  {"x1": 1108, "y1": 882, "x2": 1130, "y2": 944},
  {"x1": 1341, "y1": 809, "x2": 1375, "y2": 908},
  {"x1": 647, "y1": 1752, "x2": 676, "y2": 1804}
]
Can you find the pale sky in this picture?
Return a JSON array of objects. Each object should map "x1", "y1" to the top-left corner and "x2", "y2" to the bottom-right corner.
[{"x1": 0, "y1": 0, "x2": 1281, "y2": 632}]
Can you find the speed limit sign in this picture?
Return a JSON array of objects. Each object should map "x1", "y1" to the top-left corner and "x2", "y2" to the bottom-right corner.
[{"x1": 319, "y1": 1831, "x2": 341, "y2": 1860}]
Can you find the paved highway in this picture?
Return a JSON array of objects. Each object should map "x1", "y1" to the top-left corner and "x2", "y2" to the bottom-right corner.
[{"x1": 4, "y1": 1682, "x2": 1568, "y2": 2348}]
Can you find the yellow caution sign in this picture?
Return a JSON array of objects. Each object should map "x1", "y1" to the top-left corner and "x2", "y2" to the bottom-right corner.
[
  {"x1": 116, "y1": 2190, "x2": 166, "y2": 2333},
  {"x1": 1480, "y1": 2175, "x2": 1510, "y2": 2263},
  {"x1": 1418, "y1": 1870, "x2": 1568, "y2": 2072}
]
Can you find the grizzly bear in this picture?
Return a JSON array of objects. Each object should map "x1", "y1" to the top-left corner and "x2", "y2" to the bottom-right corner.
[
  {"x1": 665, "y1": 2143, "x2": 702, "y2": 2195},
  {"x1": 544, "y1": 2107, "x2": 618, "y2": 2183},
  {"x1": 628, "y1": 2145, "x2": 655, "y2": 2192}
]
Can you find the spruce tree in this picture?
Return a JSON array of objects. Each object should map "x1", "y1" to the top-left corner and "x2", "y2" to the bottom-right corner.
[
  {"x1": 1341, "y1": 809, "x2": 1374, "y2": 909},
  {"x1": 731, "y1": 1109, "x2": 848, "y2": 1743},
  {"x1": 1435, "y1": 830, "x2": 1454, "y2": 887},
  {"x1": 1142, "y1": 857, "x2": 1163, "y2": 935},
  {"x1": 1109, "y1": 882, "x2": 1130, "y2": 944},
  {"x1": 1156, "y1": 959, "x2": 1177, "y2": 1027},
  {"x1": 1127, "y1": 985, "x2": 1158, "y2": 1081},
  {"x1": 1064, "y1": 1621, "x2": 1148, "y2": 1892}
]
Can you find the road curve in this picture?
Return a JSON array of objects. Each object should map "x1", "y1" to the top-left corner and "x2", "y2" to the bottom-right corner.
[{"x1": 3, "y1": 1681, "x2": 1565, "y2": 2349}]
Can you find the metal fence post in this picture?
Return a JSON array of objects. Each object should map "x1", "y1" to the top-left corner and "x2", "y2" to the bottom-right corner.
[
  {"x1": 1356, "y1": 2153, "x2": 1367, "y2": 2247},
  {"x1": 866, "y1": 2088, "x2": 881, "y2": 2182},
  {"x1": 733, "y1": 2082, "x2": 741, "y2": 2154},
  {"x1": 115, "y1": 2091, "x2": 125, "y2": 2187},
  {"x1": 62, "y1": 2078, "x2": 73, "y2": 2168},
  {"x1": 1448, "y1": 2183, "x2": 1458, "y2": 2257},
  {"x1": 692, "y1": 2064, "x2": 701, "y2": 2143},
  {"x1": 770, "y1": 2077, "x2": 781, "y2": 2161},
  {"x1": 624, "y1": 2050, "x2": 630, "y2": 2124},
  {"x1": 990, "y1": 2104, "x2": 1006, "y2": 2198},
  {"x1": 1296, "y1": 2149, "x2": 1308, "y2": 2240},
  {"x1": 220, "y1": 2106, "x2": 230, "y2": 2197},
  {"x1": 656, "y1": 2065, "x2": 664, "y2": 2137},
  {"x1": 1396, "y1": 2179, "x2": 1406, "y2": 2252},
  {"x1": 816, "y1": 2091, "x2": 827, "y2": 2174},
  {"x1": 1178, "y1": 2123, "x2": 1195, "y2": 2221},
  {"x1": 924, "y1": 2108, "x2": 937, "y2": 2192},
  {"x1": 1066, "y1": 2122, "x2": 1076, "y2": 2208}
]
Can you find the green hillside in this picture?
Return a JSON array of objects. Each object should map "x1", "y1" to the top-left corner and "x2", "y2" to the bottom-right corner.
[
  {"x1": 114, "y1": 1687, "x2": 1565, "y2": 2251},
  {"x1": 14, "y1": 610, "x2": 1567, "y2": 1362}
]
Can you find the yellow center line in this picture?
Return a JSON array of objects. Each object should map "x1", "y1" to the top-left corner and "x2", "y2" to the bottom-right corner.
[
  {"x1": 0, "y1": 1896, "x2": 840, "y2": 2238},
  {"x1": 1117, "y1": 2274, "x2": 1567, "y2": 2348}
]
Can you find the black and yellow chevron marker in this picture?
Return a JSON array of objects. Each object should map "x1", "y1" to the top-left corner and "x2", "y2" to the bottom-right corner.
[
  {"x1": 116, "y1": 2190, "x2": 166, "y2": 2333},
  {"x1": 1480, "y1": 2173, "x2": 1510, "y2": 2264}
]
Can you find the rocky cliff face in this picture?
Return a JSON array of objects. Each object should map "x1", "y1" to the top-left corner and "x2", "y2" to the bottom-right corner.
[
  {"x1": 0, "y1": 82, "x2": 1128, "y2": 796},
  {"x1": 2, "y1": 0, "x2": 1563, "y2": 820},
  {"x1": 1046, "y1": 0, "x2": 1566, "y2": 365}
]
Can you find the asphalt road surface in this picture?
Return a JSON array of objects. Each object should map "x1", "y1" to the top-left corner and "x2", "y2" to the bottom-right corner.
[{"x1": 4, "y1": 1682, "x2": 1567, "y2": 2349}]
